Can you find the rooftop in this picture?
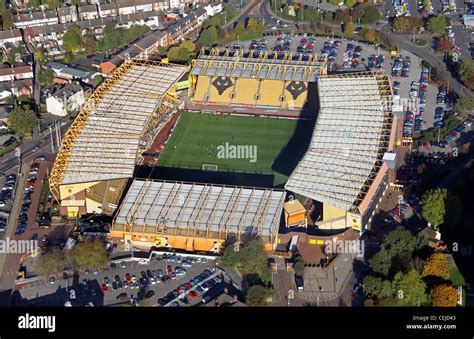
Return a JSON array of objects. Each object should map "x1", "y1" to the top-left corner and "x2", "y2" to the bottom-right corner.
[
  {"x1": 58, "y1": 60, "x2": 187, "y2": 185},
  {"x1": 113, "y1": 179, "x2": 286, "y2": 241},
  {"x1": 285, "y1": 71, "x2": 392, "y2": 212},
  {"x1": 191, "y1": 49, "x2": 324, "y2": 82}
]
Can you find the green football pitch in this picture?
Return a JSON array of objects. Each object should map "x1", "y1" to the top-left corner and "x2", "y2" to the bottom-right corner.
[{"x1": 156, "y1": 112, "x2": 313, "y2": 187}]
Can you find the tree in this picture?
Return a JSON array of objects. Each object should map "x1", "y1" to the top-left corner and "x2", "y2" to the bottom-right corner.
[
  {"x1": 436, "y1": 38, "x2": 453, "y2": 52},
  {"x1": 207, "y1": 26, "x2": 218, "y2": 44},
  {"x1": 423, "y1": 0, "x2": 432, "y2": 12},
  {"x1": 83, "y1": 33, "x2": 97, "y2": 54},
  {"x1": 69, "y1": 239, "x2": 110, "y2": 272},
  {"x1": 36, "y1": 250, "x2": 64, "y2": 277},
  {"x1": 421, "y1": 188, "x2": 447, "y2": 230},
  {"x1": 344, "y1": 0, "x2": 356, "y2": 9},
  {"x1": 363, "y1": 275, "x2": 392, "y2": 300},
  {"x1": 8, "y1": 105, "x2": 37, "y2": 137},
  {"x1": 245, "y1": 285, "x2": 271, "y2": 306},
  {"x1": 369, "y1": 226, "x2": 416, "y2": 277},
  {"x1": 392, "y1": 270, "x2": 428, "y2": 306},
  {"x1": 35, "y1": 49, "x2": 45, "y2": 63},
  {"x1": 181, "y1": 40, "x2": 196, "y2": 53},
  {"x1": 454, "y1": 95, "x2": 474, "y2": 117},
  {"x1": 432, "y1": 284, "x2": 458, "y2": 306},
  {"x1": 39, "y1": 68, "x2": 54, "y2": 87},
  {"x1": 198, "y1": 29, "x2": 214, "y2": 47},
  {"x1": 27, "y1": 0, "x2": 41, "y2": 8},
  {"x1": 459, "y1": 60, "x2": 474, "y2": 85},
  {"x1": 234, "y1": 22, "x2": 245, "y2": 35},
  {"x1": 344, "y1": 21, "x2": 354, "y2": 39},
  {"x1": 422, "y1": 253, "x2": 450, "y2": 280},
  {"x1": 63, "y1": 25, "x2": 83, "y2": 53},
  {"x1": 247, "y1": 17, "x2": 258, "y2": 31},
  {"x1": 426, "y1": 15, "x2": 449, "y2": 35},
  {"x1": 0, "y1": 9, "x2": 13, "y2": 29},
  {"x1": 293, "y1": 253, "x2": 305, "y2": 275},
  {"x1": 362, "y1": 29, "x2": 378, "y2": 43},
  {"x1": 45, "y1": 0, "x2": 61, "y2": 8},
  {"x1": 360, "y1": 5, "x2": 380, "y2": 25},
  {"x1": 256, "y1": 20, "x2": 265, "y2": 33},
  {"x1": 393, "y1": 17, "x2": 411, "y2": 32},
  {"x1": 239, "y1": 239, "x2": 272, "y2": 284},
  {"x1": 221, "y1": 243, "x2": 242, "y2": 268}
]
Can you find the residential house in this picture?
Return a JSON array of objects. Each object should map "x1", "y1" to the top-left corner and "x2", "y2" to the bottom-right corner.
[
  {"x1": 194, "y1": 6, "x2": 208, "y2": 25},
  {"x1": 101, "y1": 29, "x2": 169, "y2": 74},
  {"x1": 117, "y1": 0, "x2": 137, "y2": 14},
  {"x1": 13, "y1": 10, "x2": 59, "y2": 28},
  {"x1": 0, "y1": 65, "x2": 33, "y2": 82},
  {"x1": 57, "y1": 5, "x2": 79, "y2": 23},
  {"x1": 204, "y1": 2, "x2": 222, "y2": 16},
  {"x1": 79, "y1": 4, "x2": 99, "y2": 20},
  {"x1": 0, "y1": 29, "x2": 22, "y2": 46},
  {"x1": 45, "y1": 61, "x2": 90, "y2": 81},
  {"x1": 0, "y1": 79, "x2": 33, "y2": 98},
  {"x1": 98, "y1": 2, "x2": 118, "y2": 17},
  {"x1": 46, "y1": 83, "x2": 85, "y2": 116},
  {"x1": 153, "y1": 0, "x2": 170, "y2": 11},
  {"x1": 0, "y1": 105, "x2": 12, "y2": 124},
  {"x1": 135, "y1": 0, "x2": 153, "y2": 12}
]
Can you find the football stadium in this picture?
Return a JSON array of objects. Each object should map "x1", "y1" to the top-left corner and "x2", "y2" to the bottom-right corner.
[{"x1": 51, "y1": 49, "x2": 397, "y2": 253}]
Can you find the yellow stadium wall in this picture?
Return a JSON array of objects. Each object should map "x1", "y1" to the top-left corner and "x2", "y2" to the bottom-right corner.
[
  {"x1": 233, "y1": 78, "x2": 259, "y2": 105},
  {"x1": 258, "y1": 80, "x2": 285, "y2": 107},
  {"x1": 208, "y1": 77, "x2": 234, "y2": 105},
  {"x1": 193, "y1": 75, "x2": 212, "y2": 102},
  {"x1": 347, "y1": 212, "x2": 362, "y2": 231},
  {"x1": 323, "y1": 204, "x2": 347, "y2": 221},
  {"x1": 284, "y1": 82, "x2": 309, "y2": 109}
]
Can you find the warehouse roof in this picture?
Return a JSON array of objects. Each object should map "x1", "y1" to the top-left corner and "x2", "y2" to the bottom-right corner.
[
  {"x1": 113, "y1": 179, "x2": 286, "y2": 240},
  {"x1": 59, "y1": 60, "x2": 187, "y2": 185},
  {"x1": 285, "y1": 71, "x2": 392, "y2": 212}
]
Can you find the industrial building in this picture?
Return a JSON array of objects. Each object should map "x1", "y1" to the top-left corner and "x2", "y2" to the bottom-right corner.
[
  {"x1": 285, "y1": 71, "x2": 397, "y2": 232},
  {"x1": 110, "y1": 179, "x2": 286, "y2": 252},
  {"x1": 188, "y1": 48, "x2": 326, "y2": 113},
  {"x1": 49, "y1": 59, "x2": 187, "y2": 217}
]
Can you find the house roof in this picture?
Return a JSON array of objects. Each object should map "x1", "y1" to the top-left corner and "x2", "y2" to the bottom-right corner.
[
  {"x1": 0, "y1": 29, "x2": 22, "y2": 41},
  {"x1": 79, "y1": 4, "x2": 98, "y2": 13},
  {"x1": 0, "y1": 66, "x2": 33, "y2": 77},
  {"x1": 51, "y1": 82, "x2": 83, "y2": 99},
  {"x1": 57, "y1": 5, "x2": 77, "y2": 16}
]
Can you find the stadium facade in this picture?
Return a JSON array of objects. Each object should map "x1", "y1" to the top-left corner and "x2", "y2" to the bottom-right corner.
[
  {"x1": 285, "y1": 71, "x2": 397, "y2": 232},
  {"x1": 188, "y1": 48, "x2": 327, "y2": 112},
  {"x1": 49, "y1": 59, "x2": 188, "y2": 217},
  {"x1": 110, "y1": 179, "x2": 286, "y2": 252},
  {"x1": 51, "y1": 54, "x2": 397, "y2": 253}
]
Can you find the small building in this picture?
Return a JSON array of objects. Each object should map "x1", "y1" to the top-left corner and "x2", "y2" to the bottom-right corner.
[
  {"x1": 0, "y1": 105, "x2": 13, "y2": 124},
  {"x1": 45, "y1": 61, "x2": 89, "y2": 81},
  {"x1": 135, "y1": 0, "x2": 153, "y2": 12},
  {"x1": 0, "y1": 65, "x2": 34, "y2": 82},
  {"x1": 46, "y1": 83, "x2": 85, "y2": 116},
  {"x1": 79, "y1": 4, "x2": 99, "y2": 20},
  {"x1": 204, "y1": 2, "x2": 223, "y2": 16},
  {"x1": 0, "y1": 79, "x2": 33, "y2": 98},
  {"x1": 463, "y1": 14, "x2": 474, "y2": 28},
  {"x1": 13, "y1": 10, "x2": 59, "y2": 28},
  {"x1": 117, "y1": 0, "x2": 137, "y2": 15},
  {"x1": 0, "y1": 29, "x2": 22, "y2": 46},
  {"x1": 98, "y1": 2, "x2": 118, "y2": 17},
  {"x1": 57, "y1": 5, "x2": 79, "y2": 23},
  {"x1": 283, "y1": 200, "x2": 307, "y2": 228}
]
